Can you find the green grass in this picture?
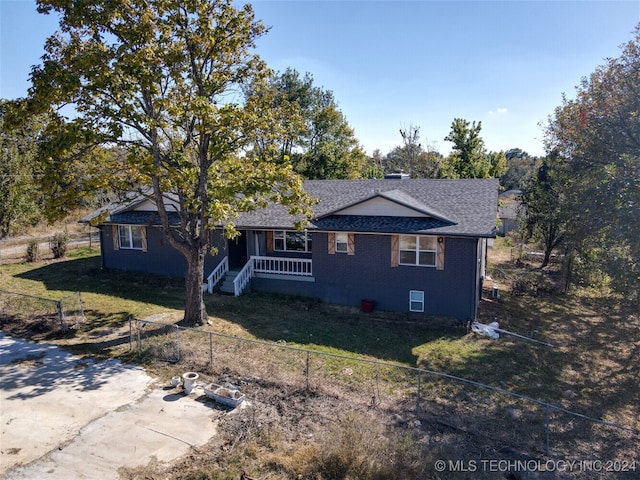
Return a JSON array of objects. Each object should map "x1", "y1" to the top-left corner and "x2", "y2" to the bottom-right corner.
[
  {"x1": 1, "y1": 250, "x2": 185, "y2": 317},
  {"x1": 1, "y1": 243, "x2": 638, "y2": 431},
  {"x1": 206, "y1": 292, "x2": 464, "y2": 365},
  {"x1": 3, "y1": 242, "x2": 638, "y2": 479},
  {"x1": 0, "y1": 250, "x2": 185, "y2": 355},
  {"x1": 1, "y1": 250, "x2": 462, "y2": 366}
]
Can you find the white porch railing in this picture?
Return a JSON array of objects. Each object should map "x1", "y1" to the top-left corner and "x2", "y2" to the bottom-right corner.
[
  {"x1": 205, "y1": 256, "x2": 228, "y2": 294},
  {"x1": 232, "y1": 255, "x2": 313, "y2": 297},
  {"x1": 251, "y1": 255, "x2": 313, "y2": 276},
  {"x1": 233, "y1": 257, "x2": 255, "y2": 296}
]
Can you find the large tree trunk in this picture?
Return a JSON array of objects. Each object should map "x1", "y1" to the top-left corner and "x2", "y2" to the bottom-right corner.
[
  {"x1": 183, "y1": 244, "x2": 208, "y2": 326},
  {"x1": 150, "y1": 172, "x2": 209, "y2": 327}
]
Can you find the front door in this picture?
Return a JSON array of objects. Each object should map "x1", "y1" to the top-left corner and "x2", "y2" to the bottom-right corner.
[{"x1": 228, "y1": 232, "x2": 248, "y2": 270}]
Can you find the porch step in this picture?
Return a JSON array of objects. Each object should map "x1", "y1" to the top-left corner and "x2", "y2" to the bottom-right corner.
[{"x1": 218, "y1": 270, "x2": 241, "y2": 295}]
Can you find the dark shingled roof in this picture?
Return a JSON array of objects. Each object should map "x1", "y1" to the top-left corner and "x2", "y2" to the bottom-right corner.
[
  {"x1": 109, "y1": 212, "x2": 182, "y2": 225},
  {"x1": 237, "y1": 179, "x2": 498, "y2": 237},
  {"x1": 83, "y1": 178, "x2": 499, "y2": 238},
  {"x1": 312, "y1": 215, "x2": 452, "y2": 234}
]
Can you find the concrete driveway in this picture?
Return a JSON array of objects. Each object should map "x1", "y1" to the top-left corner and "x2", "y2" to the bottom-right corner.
[{"x1": 0, "y1": 333, "x2": 222, "y2": 479}]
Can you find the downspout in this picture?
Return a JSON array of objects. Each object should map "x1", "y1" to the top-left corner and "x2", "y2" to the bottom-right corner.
[{"x1": 472, "y1": 238, "x2": 483, "y2": 321}]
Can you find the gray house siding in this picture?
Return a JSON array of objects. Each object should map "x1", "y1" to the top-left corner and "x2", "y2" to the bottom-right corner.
[
  {"x1": 101, "y1": 225, "x2": 227, "y2": 279},
  {"x1": 85, "y1": 179, "x2": 498, "y2": 321},
  {"x1": 100, "y1": 225, "x2": 479, "y2": 319},
  {"x1": 251, "y1": 232, "x2": 478, "y2": 320},
  {"x1": 251, "y1": 276, "x2": 318, "y2": 298}
]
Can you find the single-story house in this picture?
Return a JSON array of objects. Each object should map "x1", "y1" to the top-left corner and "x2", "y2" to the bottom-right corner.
[{"x1": 83, "y1": 178, "x2": 498, "y2": 321}]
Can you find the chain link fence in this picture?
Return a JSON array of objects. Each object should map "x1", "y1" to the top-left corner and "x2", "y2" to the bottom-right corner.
[
  {"x1": 0, "y1": 289, "x2": 85, "y2": 333},
  {"x1": 131, "y1": 317, "x2": 638, "y2": 463}
]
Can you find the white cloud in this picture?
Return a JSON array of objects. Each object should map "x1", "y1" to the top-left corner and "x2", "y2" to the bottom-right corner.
[{"x1": 489, "y1": 107, "x2": 509, "y2": 115}]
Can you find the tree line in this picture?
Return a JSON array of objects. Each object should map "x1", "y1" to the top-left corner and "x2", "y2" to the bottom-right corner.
[
  {"x1": 521, "y1": 25, "x2": 639, "y2": 303},
  {"x1": 1, "y1": 72, "x2": 514, "y2": 238},
  {"x1": 1, "y1": 0, "x2": 637, "y2": 323}
]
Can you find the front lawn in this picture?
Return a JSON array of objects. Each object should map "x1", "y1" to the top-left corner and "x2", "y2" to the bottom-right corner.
[
  {"x1": 2, "y1": 243, "x2": 638, "y2": 479},
  {"x1": 2, "y1": 244, "x2": 637, "y2": 431}
]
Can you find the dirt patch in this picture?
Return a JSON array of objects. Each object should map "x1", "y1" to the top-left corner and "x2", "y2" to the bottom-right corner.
[{"x1": 121, "y1": 380, "x2": 449, "y2": 480}]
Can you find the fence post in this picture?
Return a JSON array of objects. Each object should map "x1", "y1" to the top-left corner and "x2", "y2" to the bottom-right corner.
[
  {"x1": 209, "y1": 331, "x2": 214, "y2": 366},
  {"x1": 416, "y1": 372, "x2": 422, "y2": 415},
  {"x1": 129, "y1": 316, "x2": 133, "y2": 351},
  {"x1": 136, "y1": 321, "x2": 142, "y2": 358},
  {"x1": 305, "y1": 351, "x2": 310, "y2": 391},
  {"x1": 77, "y1": 292, "x2": 85, "y2": 322},
  {"x1": 175, "y1": 325, "x2": 180, "y2": 362},
  {"x1": 56, "y1": 301, "x2": 66, "y2": 332},
  {"x1": 545, "y1": 405, "x2": 551, "y2": 456}
]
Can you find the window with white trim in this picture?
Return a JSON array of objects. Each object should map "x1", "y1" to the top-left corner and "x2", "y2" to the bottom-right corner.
[
  {"x1": 118, "y1": 225, "x2": 144, "y2": 250},
  {"x1": 399, "y1": 235, "x2": 437, "y2": 267},
  {"x1": 273, "y1": 230, "x2": 312, "y2": 252},
  {"x1": 409, "y1": 290, "x2": 425, "y2": 312},
  {"x1": 335, "y1": 232, "x2": 348, "y2": 253}
]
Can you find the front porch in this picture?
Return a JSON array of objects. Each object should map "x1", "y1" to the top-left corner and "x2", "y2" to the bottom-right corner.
[{"x1": 206, "y1": 255, "x2": 313, "y2": 296}]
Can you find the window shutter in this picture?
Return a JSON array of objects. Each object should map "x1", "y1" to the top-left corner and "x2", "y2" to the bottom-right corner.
[
  {"x1": 436, "y1": 237, "x2": 445, "y2": 270},
  {"x1": 328, "y1": 232, "x2": 335, "y2": 254},
  {"x1": 266, "y1": 231, "x2": 273, "y2": 253},
  {"x1": 141, "y1": 227, "x2": 148, "y2": 252},
  {"x1": 391, "y1": 235, "x2": 399, "y2": 267},
  {"x1": 347, "y1": 233, "x2": 355, "y2": 255},
  {"x1": 112, "y1": 225, "x2": 119, "y2": 251}
]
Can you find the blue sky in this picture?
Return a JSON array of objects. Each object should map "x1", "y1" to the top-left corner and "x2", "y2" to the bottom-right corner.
[{"x1": 2, "y1": 1, "x2": 639, "y2": 157}]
